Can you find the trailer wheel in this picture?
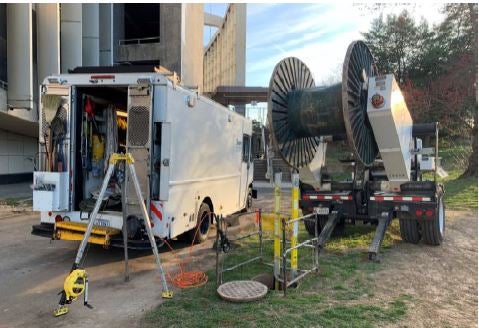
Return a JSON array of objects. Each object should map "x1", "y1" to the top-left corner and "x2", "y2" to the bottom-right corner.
[
  {"x1": 421, "y1": 196, "x2": 445, "y2": 245},
  {"x1": 303, "y1": 213, "x2": 344, "y2": 236},
  {"x1": 188, "y1": 202, "x2": 211, "y2": 243},
  {"x1": 398, "y1": 214, "x2": 421, "y2": 244},
  {"x1": 304, "y1": 215, "x2": 320, "y2": 235}
]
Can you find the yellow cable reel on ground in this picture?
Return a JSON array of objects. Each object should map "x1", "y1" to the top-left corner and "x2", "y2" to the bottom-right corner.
[
  {"x1": 64, "y1": 269, "x2": 87, "y2": 301},
  {"x1": 53, "y1": 269, "x2": 90, "y2": 317}
]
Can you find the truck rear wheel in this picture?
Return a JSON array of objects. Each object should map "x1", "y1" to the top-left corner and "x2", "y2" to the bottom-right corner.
[
  {"x1": 246, "y1": 188, "x2": 253, "y2": 210},
  {"x1": 188, "y1": 202, "x2": 211, "y2": 243},
  {"x1": 398, "y1": 214, "x2": 421, "y2": 244},
  {"x1": 420, "y1": 196, "x2": 445, "y2": 245}
]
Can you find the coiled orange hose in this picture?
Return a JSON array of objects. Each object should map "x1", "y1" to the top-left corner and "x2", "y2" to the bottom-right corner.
[{"x1": 161, "y1": 214, "x2": 210, "y2": 289}]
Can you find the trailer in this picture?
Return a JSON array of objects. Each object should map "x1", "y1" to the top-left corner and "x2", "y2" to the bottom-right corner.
[
  {"x1": 32, "y1": 67, "x2": 254, "y2": 247},
  {"x1": 267, "y1": 41, "x2": 445, "y2": 261}
]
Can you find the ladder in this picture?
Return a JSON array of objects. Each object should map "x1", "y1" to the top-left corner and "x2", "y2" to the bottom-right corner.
[{"x1": 54, "y1": 153, "x2": 172, "y2": 317}]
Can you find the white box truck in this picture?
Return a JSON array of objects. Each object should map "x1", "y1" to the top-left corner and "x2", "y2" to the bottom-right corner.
[{"x1": 32, "y1": 68, "x2": 254, "y2": 247}]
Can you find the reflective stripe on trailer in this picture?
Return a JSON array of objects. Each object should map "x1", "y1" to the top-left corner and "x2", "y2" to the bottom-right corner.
[
  {"x1": 370, "y1": 196, "x2": 431, "y2": 202},
  {"x1": 303, "y1": 195, "x2": 352, "y2": 201}
]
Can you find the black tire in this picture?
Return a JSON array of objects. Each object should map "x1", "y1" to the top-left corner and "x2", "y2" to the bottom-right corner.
[
  {"x1": 304, "y1": 214, "x2": 326, "y2": 235},
  {"x1": 246, "y1": 188, "x2": 253, "y2": 210},
  {"x1": 398, "y1": 213, "x2": 421, "y2": 244},
  {"x1": 303, "y1": 213, "x2": 345, "y2": 237},
  {"x1": 421, "y1": 196, "x2": 445, "y2": 246},
  {"x1": 188, "y1": 202, "x2": 211, "y2": 243}
]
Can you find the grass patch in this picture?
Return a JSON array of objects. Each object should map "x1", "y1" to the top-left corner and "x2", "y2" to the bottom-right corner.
[
  {"x1": 440, "y1": 170, "x2": 477, "y2": 210},
  {"x1": 432, "y1": 146, "x2": 477, "y2": 209},
  {"x1": 424, "y1": 168, "x2": 478, "y2": 210},
  {"x1": 144, "y1": 266, "x2": 409, "y2": 328},
  {"x1": 0, "y1": 198, "x2": 23, "y2": 206},
  {"x1": 144, "y1": 223, "x2": 410, "y2": 328},
  {"x1": 325, "y1": 221, "x2": 401, "y2": 252}
]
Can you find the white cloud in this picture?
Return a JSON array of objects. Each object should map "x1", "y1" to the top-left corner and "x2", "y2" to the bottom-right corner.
[
  {"x1": 247, "y1": 3, "x2": 279, "y2": 17},
  {"x1": 246, "y1": 3, "x2": 445, "y2": 86}
]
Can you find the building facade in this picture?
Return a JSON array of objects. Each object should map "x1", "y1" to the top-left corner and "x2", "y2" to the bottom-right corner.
[
  {"x1": 203, "y1": 4, "x2": 246, "y2": 95},
  {"x1": 0, "y1": 3, "x2": 246, "y2": 184}
]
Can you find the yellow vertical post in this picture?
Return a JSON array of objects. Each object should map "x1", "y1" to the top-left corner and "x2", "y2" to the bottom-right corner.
[
  {"x1": 273, "y1": 172, "x2": 282, "y2": 290},
  {"x1": 291, "y1": 172, "x2": 299, "y2": 279}
]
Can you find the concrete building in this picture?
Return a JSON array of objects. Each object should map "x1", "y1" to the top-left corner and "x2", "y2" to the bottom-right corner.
[
  {"x1": 0, "y1": 3, "x2": 205, "y2": 184},
  {"x1": 203, "y1": 4, "x2": 247, "y2": 99},
  {"x1": 115, "y1": 4, "x2": 204, "y2": 89},
  {"x1": 0, "y1": 3, "x2": 247, "y2": 184}
]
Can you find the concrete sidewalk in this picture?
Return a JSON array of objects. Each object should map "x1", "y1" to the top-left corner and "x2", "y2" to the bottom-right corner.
[{"x1": 0, "y1": 182, "x2": 32, "y2": 200}]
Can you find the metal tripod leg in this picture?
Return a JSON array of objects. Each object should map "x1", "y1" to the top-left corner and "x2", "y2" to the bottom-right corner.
[
  {"x1": 121, "y1": 173, "x2": 130, "y2": 282},
  {"x1": 54, "y1": 163, "x2": 115, "y2": 316},
  {"x1": 368, "y1": 212, "x2": 392, "y2": 262},
  {"x1": 127, "y1": 162, "x2": 172, "y2": 298},
  {"x1": 318, "y1": 211, "x2": 339, "y2": 248},
  {"x1": 74, "y1": 164, "x2": 115, "y2": 265}
]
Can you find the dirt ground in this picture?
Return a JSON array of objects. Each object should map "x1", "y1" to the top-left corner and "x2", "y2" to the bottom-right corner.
[
  {"x1": 375, "y1": 210, "x2": 478, "y2": 327},
  {"x1": 0, "y1": 190, "x2": 476, "y2": 327},
  {"x1": 0, "y1": 209, "x2": 224, "y2": 328}
]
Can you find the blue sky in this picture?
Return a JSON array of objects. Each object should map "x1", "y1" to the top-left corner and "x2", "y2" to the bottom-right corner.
[{"x1": 204, "y1": 3, "x2": 445, "y2": 87}]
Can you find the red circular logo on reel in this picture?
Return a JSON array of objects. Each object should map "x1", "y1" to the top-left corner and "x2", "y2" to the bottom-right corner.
[{"x1": 371, "y1": 94, "x2": 385, "y2": 108}]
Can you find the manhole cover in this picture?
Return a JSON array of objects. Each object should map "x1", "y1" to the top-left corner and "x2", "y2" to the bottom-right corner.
[{"x1": 217, "y1": 280, "x2": 268, "y2": 302}]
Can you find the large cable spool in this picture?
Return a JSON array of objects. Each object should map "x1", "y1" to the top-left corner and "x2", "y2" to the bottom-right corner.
[{"x1": 268, "y1": 41, "x2": 379, "y2": 169}]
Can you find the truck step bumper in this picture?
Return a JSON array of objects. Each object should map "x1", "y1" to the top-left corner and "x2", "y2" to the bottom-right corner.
[
  {"x1": 32, "y1": 222, "x2": 163, "y2": 250},
  {"x1": 54, "y1": 221, "x2": 121, "y2": 246},
  {"x1": 31, "y1": 223, "x2": 54, "y2": 238}
]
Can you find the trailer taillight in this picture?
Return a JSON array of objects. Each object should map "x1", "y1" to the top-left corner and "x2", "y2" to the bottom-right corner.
[
  {"x1": 425, "y1": 209, "x2": 434, "y2": 217},
  {"x1": 55, "y1": 215, "x2": 63, "y2": 223},
  {"x1": 415, "y1": 209, "x2": 423, "y2": 217}
]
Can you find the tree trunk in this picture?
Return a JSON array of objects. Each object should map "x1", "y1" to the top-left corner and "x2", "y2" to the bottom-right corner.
[
  {"x1": 460, "y1": 4, "x2": 478, "y2": 178},
  {"x1": 460, "y1": 111, "x2": 478, "y2": 178}
]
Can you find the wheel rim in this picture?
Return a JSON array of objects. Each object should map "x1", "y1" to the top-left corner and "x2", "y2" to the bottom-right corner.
[
  {"x1": 199, "y1": 211, "x2": 210, "y2": 235},
  {"x1": 438, "y1": 198, "x2": 444, "y2": 235}
]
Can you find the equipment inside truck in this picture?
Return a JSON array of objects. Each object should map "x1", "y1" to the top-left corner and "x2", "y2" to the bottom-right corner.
[
  {"x1": 73, "y1": 87, "x2": 128, "y2": 212},
  {"x1": 37, "y1": 86, "x2": 129, "y2": 212}
]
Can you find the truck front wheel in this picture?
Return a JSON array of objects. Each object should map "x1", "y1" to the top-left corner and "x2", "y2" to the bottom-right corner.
[
  {"x1": 420, "y1": 196, "x2": 445, "y2": 245},
  {"x1": 188, "y1": 202, "x2": 211, "y2": 243}
]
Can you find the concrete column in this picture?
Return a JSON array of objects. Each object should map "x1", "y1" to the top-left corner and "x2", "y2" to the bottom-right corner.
[
  {"x1": 112, "y1": 4, "x2": 125, "y2": 64},
  {"x1": 60, "y1": 4, "x2": 82, "y2": 72},
  {"x1": 234, "y1": 4, "x2": 246, "y2": 86},
  {"x1": 99, "y1": 3, "x2": 113, "y2": 66},
  {"x1": 82, "y1": 3, "x2": 99, "y2": 66},
  {"x1": 7, "y1": 4, "x2": 33, "y2": 111},
  {"x1": 159, "y1": 4, "x2": 182, "y2": 74},
  {"x1": 181, "y1": 4, "x2": 204, "y2": 90},
  {"x1": 36, "y1": 4, "x2": 60, "y2": 83}
]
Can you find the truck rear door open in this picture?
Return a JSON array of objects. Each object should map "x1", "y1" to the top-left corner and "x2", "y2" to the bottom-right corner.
[
  {"x1": 125, "y1": 85, "x2": 152, "y2": 216},
  {"x1": 33, "y1": 84, "x2": 72, "y2": 211}
]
